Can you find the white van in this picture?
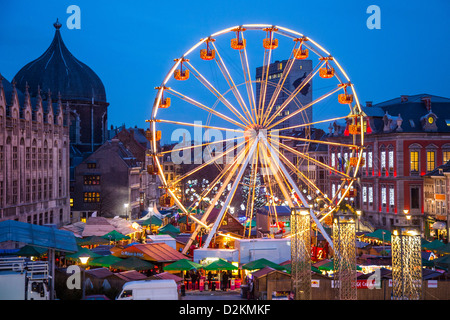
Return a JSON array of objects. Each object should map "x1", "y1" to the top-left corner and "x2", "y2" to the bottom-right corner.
[{"x1": 116, "y1": 280, "x2": 179, "y2": 300}]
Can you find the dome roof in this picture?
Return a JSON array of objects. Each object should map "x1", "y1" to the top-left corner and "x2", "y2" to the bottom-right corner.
[{"x1": 13, "y1": 19, "x2": 107, "y2": 103}]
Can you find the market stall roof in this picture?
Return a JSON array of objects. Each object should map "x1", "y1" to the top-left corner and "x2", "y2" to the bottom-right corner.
[
  {"x1": 362, "y1": 229, "x2": 391, "y2": 242},
  {"x1": 81, "y1": 217, "x2": 115, "y2": 237},
  {"x1": 137, "y1": 216, "x2": 163, "y2": 227},
  {"x1": 203, "y1": 258, "x2": 238, "y2": 271},
  {"x1": 110, "y1": 256, "x2": 155, "y2": 271},
  {"x1": 435, "y1": 242, "x2": 450, "y2": 254},
  {"x1": 88, "y1": 255, "x2": 123, "y2": 268},
  {"x1": 113, "y1": 270, "x2": 148, "y2": 281},
  {"x1": 76, "y1": 235, "x2": 111, "y2": 246},
  {"x1": 0, "y1": 220, "x2": 78, "y2": 252},
  {"x1": 164, "y1": 258, "x2": 203, "y2": 271},
  {"x1": 151, "y1": 272, "x2": 184, "y2": 283},
  {"x1": 66, "y1": 247, "x2": 102, "y2": 261},
  {"x1": 85, "y1": 267, "x2": 114, "y2": 279},
  {"x1": 241, "y1": 258, "x2": 286, "y2": 271},
  {"x1": 433, "y1": 254, "x2": 450, "y2": 268},
  {"x1": 16, "y1": 244, "x2": 48, "y2": 257},
  {"x1": 422, "y1": 239, "x2": 445, "y2": 251},
  {"x1": 113, "y1": 243, "x2": 187, "y2": 263},
  {"x1": 158, "y1": 224, "x2": 180, "y2": 235},
  {"x1": 101, "y1": 230, "x2": 131, "y2": 242}
]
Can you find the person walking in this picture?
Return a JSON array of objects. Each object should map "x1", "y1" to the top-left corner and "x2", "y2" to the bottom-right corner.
[{"x1": 222, "y1": 271, "x2": 229, "y2": 291}]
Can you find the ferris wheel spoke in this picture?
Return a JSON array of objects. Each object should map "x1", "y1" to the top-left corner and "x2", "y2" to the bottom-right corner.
[
  {"x1": 259, "y1": 142, "x2": 294, "y2": 207},
  {"x1": 187, "y1": 144, "x2": 247, "y2": 211},
  {"x1": 260, "y1": 162, "x2": 281, "y2": 233},
  {"x1": 159, "y1": 136, "x2": 239, "y2": 155},
  {"x1": 244, "y1": 142, "x2": 261, "y2": 237},
  {"x1": 168, "y1": 138, "x2": 246, "y2": 188},
  {"x1": 270, "y1": 137, "x2": 352, "y2": 180},
  {"x1": 270, "y1": 133, "x2": 360, "y2": 150},
  {"x1": 166, "y1": 88, "x2": 247, "y2": 129},
  {"x1": 152, "y1": 119, "x2": 244, "y2": 134},
  {"x1": 210, "y1": 42, "x2": 254, "y2": 124},
  {"x1": 267, "y1": 82, "x2": 342, "y2": 131},
  {"x1": 256, "y1": 31, "x2": 277, "y2": 125},
  {"x1": 237, "y1": 32, "x2": 258, "y2": 123},
  {"x1": 260, "y1": 47, "x2": 297, "y2": 126},
  {"x1": 203, "y1": 137, "x2": 260, "y2": 249},
  {"x1": 184, "y1": 61, "x2": 251, "y2": 127},
  {"x1": 260, "y1": 135, "x2": 334, "y2": 249},
  {"x1": 276, "y1": 114, "x2": 352, "y2": 132},
  {"x1": 182, "y1": 142, "x2": 250, "y2": 254},
  {"x1": 264, "y1": 60, "x2": 326, "y2": 127}
]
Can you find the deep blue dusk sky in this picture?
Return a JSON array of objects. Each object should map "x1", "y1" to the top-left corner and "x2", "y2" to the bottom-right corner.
[{"x1": 1, "y1": 0, "x2": 449, "y2": 132}]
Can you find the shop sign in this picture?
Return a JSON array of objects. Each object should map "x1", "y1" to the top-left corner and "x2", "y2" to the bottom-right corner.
[
  {"x1": 428, "y1": 280, "x2": 438, "y2": 288},
  {"x1": 311, "y1": 280, "x2": 320, "y2": 288},
  {"x1": 271, "y1": 291, "x2": 292, "y2": 300}
]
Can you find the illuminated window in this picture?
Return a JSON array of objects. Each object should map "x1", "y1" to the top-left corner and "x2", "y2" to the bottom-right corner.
[
  {"x1": 410, "y1": 151, "x2": 419, "y2": 173},
  {"x1": 362, "y1": 152, "x2": 367, "y2": 168},
  {"x1": 83, "y1": 192, "x2": 100, "y2": 203},
  {"x1": 87, "y1": 162, "x2": 97, "y2": 169},
  {"x1": 331, "y1": 153, "x2": 336, "y2": 167},
  {"x1": 84, "y1": 175, "x2": 101, "y2": 185},
  {"x1": 380, "y1": 151, "x2": 386, "y2": 169},
  {"x1": 332, "y1": 184, "x2": 336, "y2": 197},
  {"x1": 368, "y1": 152, "x2": 373, "y2": 168},
  {"x1": 368, "y1": 187, "x2": 373, "y2": 205},
  {"x1": 362, "y1": 186, "x2": 367, "y2": 203},
  {"x1": 381, "y1": 187, "x2": 386, "y2": 206},
  {"x1": 389, "y1": 187, "x2": 395, "y2": 206},
  {"x1": 427, "y1": 151, "x2": 435, "y2": 172},
  {"x1": 277, "y1": 62, "x2": 283, "y2": 70},
  {"x1": 70, "y1": 198, "x2": 73, "y2": 207},
  {"x1": 388, "y1": 150, "x2": 394, "y2": 171},
  {"x1": 444, "y1": 151, "x2": 450, "y2": 163}
]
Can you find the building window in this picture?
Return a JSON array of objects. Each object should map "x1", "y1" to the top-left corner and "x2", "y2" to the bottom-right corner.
[
  {"x1": 368, "y1": 187, "x2": 373, "y2": 206},
  {"x1": 362, "y1": 186, "x2": 367, "y2": 203},
  {"x1": 444, "y1": 151, "x2": 450, "y2": 164},
  {"x1": 368, "y1": 151, "x2": 373, "y2": 168},
  {"x1": 410, "y1": 151, "x2": 419, "y2": 173},
  {"x1": 388, "y1": 150, "x2": 394, "y2": 171},
  {"x1": 362, "y1": 152, "x2": 367, "y2": 168},
  {"x1": 331, "y1": 153, "x2": 336, "y2": 167},
  {"x1": 410, "y1": 187, "x2": 420, "y2": 209},
  {"x1": 83, "y1": 192, "x2": 100, "y2": 203},
  {"x1": 427, "y1": 151, "x2": 435, "y2": 172},
  {"x1": 87, "y1": 162, "x2": 97, "y2": 169},
  {"x1": 381, "y1": 187, "x2": 387, "y2": 207},
  {"x1": 389, "y1": 187, "x2": 395, "y2": 207},
  {"x1": 380, "y1": 150, "x2": 386, "y2": 170},
  {"x1": 84, "y1": 175, "x2": 101, "y2": 185}
]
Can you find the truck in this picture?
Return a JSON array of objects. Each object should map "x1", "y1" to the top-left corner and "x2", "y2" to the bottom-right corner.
[
  {"x1": 0, "y1": 256, "x2": 50, "y2": 300},
  {"x1": 116, "y1": 279, "x2": 179, "y2": 300}
]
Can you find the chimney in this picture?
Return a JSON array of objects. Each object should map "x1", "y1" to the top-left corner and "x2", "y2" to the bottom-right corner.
[
  {"x1": 366, "y1": 101, "x2": 372, "y2": 107},
  {"x1": 400, "y1": 95, "x2": 408, "y2": 103},
  {"x1": 422, "y1": 96, "x2": 431, "y2": 111}
]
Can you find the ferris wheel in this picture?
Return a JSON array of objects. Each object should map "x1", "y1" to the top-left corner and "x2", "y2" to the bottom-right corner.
[{"x1": 147, "y1": 24, "x2": 365, "y2": 254}]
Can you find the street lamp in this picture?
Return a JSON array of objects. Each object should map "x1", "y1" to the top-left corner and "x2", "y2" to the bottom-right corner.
[
  {"x1": 79, "y1": 256, "x2": 90, "y2": 300},
  {"x1": 124, "y1": 203, "x2": 129, "y2": 220},
  {"x1": 356, "y1": 210, "x2": 362, "y2": 233}
]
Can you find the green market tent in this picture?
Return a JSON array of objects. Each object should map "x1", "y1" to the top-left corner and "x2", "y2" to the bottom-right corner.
[
  {"x1": 422, "y1": 239, "x2": 445, "y2": 251},
  {"x1": 138, "y1": 216, "x2": 163, "y2": 227},
  {"x1": 282, "y1": 264, "x2": 321, "y2": 274},
  {"x1": 433, "y1": 254, "x2": 450, "y2": 269},
  {"x1": 164, "y1": 259, "x2": 203, "y2": 271},
  {"x1": 244, "y1": 219, "x2": 256, "y2": 228},
  {"x1": 110, "y1": 256, "x2": 155, "y2": 271},
  {"x1": 363, "y1": 229, "x2": 391, "y2": 243},
  {"x1": 101, "y1": 230, "x2": 131, "y2": 242},
  {"x1": 16, "y1": 245, "x2": 48, "y2": 257},
  {"x1": 158, "y1": 224, "x2": 180, "y2": 235},
  {"x1": 435, "y1": 243, "x2": 450, "y2": 254},
  {"x1": 88, "y1": 255, "x2": 123, "y2": 268},
  {"x1": 203, "y1": 258, "x2": 238, "y2": 271},
  {"x1": 76, "y1": 236, "x2": 110, "y2": 246},
  {"x1": 66, "y1": 247, "x2": 101, "y2": 262},
  {"x1": 241, "y1": 258, "x2": 286, "y2": 271}
]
